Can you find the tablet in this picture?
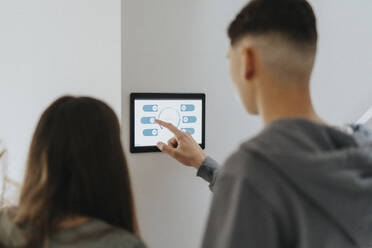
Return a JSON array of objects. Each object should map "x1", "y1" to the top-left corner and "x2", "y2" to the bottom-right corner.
[{"x1": 130, "y1": 93, "x2": 205, "y2": 153}]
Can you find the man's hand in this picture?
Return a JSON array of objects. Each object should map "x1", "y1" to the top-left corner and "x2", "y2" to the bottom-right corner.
[{"x1": 155, "y1": 119, "x2": 207, "y2": 169}]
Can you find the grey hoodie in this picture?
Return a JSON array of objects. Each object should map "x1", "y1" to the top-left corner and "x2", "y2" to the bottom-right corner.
[{"x1": 197, "y1": 119, "x2": 372, "y2": 248}]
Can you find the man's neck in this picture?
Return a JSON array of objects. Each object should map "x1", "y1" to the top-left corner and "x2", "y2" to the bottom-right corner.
[{"x1": 258, "y1": 81, "x2": 324, "y2": 125}]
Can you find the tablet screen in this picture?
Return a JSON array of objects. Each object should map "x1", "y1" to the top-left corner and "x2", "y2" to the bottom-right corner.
[{"x1": 130, "y1": 93, "x2": 205, "y2": 153}]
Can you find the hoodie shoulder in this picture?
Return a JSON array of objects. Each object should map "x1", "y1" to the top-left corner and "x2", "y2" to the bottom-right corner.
[
  {"x1": 218, "y1": 120, "x2": 372, "y2": 248},
  {"x1": 220, "y1": 142, "x2": 294, "y2": 214},
  {"x1": 245, "y1": 119, "x2": 358, "y2": 155}
]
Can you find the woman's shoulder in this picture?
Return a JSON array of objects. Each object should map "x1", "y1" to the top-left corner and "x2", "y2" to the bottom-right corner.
[
  {"x1": 0, "y1": 207, "x2": 25, "y2": 246},
  {"x1": 0, "y1": 206, "x2": 17, "y2": 230},
  {"x1": 102, "y1": 228, "x2": 146, "y2": 248},
  {"x1": 97, "y1": 223, "x2": 146, "y2": 248},
  {"x1": 55, "y1": 218, "x2": 147, "y2": 248},
  {"x1": 0, "y1": 208, "x2": 147, "y2": 248}
]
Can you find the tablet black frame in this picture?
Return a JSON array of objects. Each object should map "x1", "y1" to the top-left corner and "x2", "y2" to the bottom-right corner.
[{"x1": 130, "y1": 93, "x2": 206, "y2": 153}]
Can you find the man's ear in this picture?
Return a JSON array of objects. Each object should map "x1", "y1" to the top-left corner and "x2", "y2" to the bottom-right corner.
[{"x1": 241, "y1": 47, "x2": 255, "y2": 80}]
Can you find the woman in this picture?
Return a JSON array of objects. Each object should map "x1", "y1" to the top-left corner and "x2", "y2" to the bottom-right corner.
[{"x1": 0, "y1": 96, "x2": 146, "y2": 248}]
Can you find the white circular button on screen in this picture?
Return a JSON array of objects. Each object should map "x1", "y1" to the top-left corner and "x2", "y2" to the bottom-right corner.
[
  {"x1": 183, "y1": 117, "x2": 188, "y2": 123},
  {"x1": 181, "y1": 105, "x2": 186, "y2": 111},
  {"x1": 152, "y1": 129, "x2": 158, "y2": 135},
  {"x1": 150, "y1": 117, "x2": 155, "y2": 123},
  {"x1": 152, "y1": 105, "x2": 158, "y2": 111}
]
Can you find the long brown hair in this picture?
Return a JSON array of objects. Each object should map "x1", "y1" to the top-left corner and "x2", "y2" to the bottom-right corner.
[{"x1": 14, "y1": 96, "x2": 139, "y2": 246}]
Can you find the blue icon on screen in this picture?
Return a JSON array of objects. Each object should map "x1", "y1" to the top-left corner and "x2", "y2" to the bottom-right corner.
[
  {"x1": 140, "y1": 103, "x2": 198, "y2": 138},
  {"x1": 180, "y1": 104, "x2": 195, "y2": 112},
  {"x1": 181, "y1": 128, "x2": 195, "y2": 135},
  {"x1": 143, "y1": 104, "x2": 158, "y2": 112},
  {"x1": 143, "y1": 129, "x2": 158, "y2": 136},
  {"x1": 141, "y1": 116, "x2": 156, "y2": 124},
  {"x1": 182, "y1": 116, "x2": 197, "y2": 123}
]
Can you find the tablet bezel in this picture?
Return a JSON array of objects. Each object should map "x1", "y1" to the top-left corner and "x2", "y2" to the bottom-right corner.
[{"x1": 130, "y1": 93, "x2": 206, "y2": 153}]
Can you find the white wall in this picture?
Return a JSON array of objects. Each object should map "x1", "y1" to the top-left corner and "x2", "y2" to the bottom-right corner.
[
  {"x1": 123, "y1": 1, "x2": 372, "y2": 248},
  {"x1": 310, "y1": 0, "x2": 372, "y2": 124},
  {"x1": 0, "y1": 0, "x2": 121, "y2": 185}
]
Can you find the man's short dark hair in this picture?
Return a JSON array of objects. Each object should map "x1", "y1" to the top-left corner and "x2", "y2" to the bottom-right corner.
[{"x1": 228, "y1": 0, "x2": 317, "y2": 46}]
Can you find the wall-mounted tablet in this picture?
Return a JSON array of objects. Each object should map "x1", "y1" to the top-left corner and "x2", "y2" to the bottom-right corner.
[{"x1": 130, "y1": 93, "x2": 205, "y2": 153}]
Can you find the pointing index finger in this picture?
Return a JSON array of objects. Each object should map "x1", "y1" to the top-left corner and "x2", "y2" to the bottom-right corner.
[{"x1": 155, "y1": 119, "x2": 183, "y2": 137}]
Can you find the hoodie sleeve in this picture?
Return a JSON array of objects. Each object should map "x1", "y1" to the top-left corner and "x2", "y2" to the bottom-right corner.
[
  {"x1": 196, "y1": 156, "x2": 220, "y2": 191},
  {"x1": 201, "y1": 175, "x2": 283, "y2": 248}
]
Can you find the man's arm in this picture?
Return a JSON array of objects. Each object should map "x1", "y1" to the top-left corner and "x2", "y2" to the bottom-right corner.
[
  {"x1": 154, "y1": 119, "x2": 286, "y2": 247},
  {"x1": 154, "y1": 119, "x2": 221, "y2": 190}
]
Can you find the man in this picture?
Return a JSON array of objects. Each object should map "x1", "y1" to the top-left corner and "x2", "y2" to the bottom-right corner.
[{"x1": 156, "y1": 0, "x2": 372, "y2": 247}]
